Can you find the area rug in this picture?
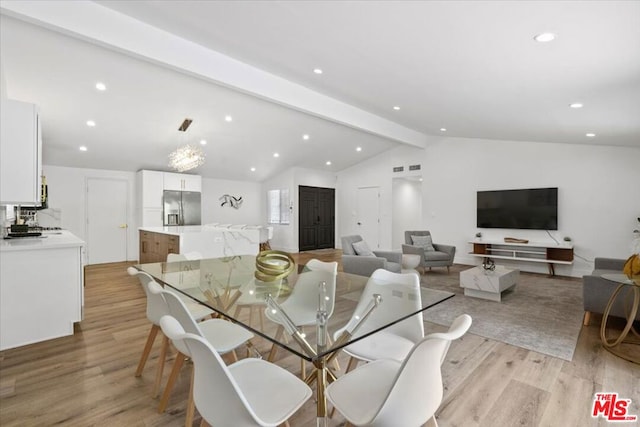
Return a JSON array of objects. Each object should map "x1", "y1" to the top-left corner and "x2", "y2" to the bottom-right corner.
[{"x1": 421, "y1": 265, "x2": 584, "y2": 361}]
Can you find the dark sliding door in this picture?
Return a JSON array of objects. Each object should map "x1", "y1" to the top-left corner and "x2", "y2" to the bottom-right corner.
[{"x1": 299, "y1": 185, "x2": 335, "y2": 251}]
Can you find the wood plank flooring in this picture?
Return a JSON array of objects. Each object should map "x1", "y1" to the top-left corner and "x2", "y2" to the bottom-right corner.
[{"x1": 0, "y1": 250, "x2": 638, "y2": 426}]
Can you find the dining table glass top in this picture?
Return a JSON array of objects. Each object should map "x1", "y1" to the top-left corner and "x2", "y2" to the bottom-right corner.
[{"x1": 136, "y1": 255, "x2": 455, "y2": 361}]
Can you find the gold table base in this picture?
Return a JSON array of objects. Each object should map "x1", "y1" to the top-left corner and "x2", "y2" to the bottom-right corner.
[{"x1": 600, "y1": 282, "x2": 640, "y2": 365}]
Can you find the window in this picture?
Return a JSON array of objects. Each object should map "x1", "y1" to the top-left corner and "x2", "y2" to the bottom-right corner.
[{"x1": 267, "y1": 189, "x2": 290, "y2": 225}]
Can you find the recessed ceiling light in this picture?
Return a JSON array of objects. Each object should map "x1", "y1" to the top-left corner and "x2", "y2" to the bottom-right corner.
[
  {"x1": 313, "y1": 68, "x2": 323, "y2": 75},
  {"x1": 225, "y1": 115, "x2": 233, "y2": 122},
  {"x1": 86, "y1": 120, "x2": 96, "y2": 127},
  {"x1": 79, "y1": 146, "x2": 88, "y2": 152},
  {"x1": 250, "y1": 167, "x2": 256, "y2": 172},
  {"x1": 393, "y1": 106, "x2": 401, "y2": 111},
  {"x1": 326, "y1": 161, "x2": 332, "y2": 166},
  {"x1": 440, "y1": 128, "x2": 447, "y2": 132},
  {"x1": 356, "y1": 146, "x2": 362, "y2": 152},
  {"x1": 586, "y1": 133, "x2": 596, "y2": 137},
  {"x1": 200, "y1": 139, "x2": 207, "y2": 145},
  {"x1": 273, "y1": 152, "x2": 280, "y2": 158},
  {"x1": 302, "y1": 134, "x2": 310, "y2": 140},
  {"x1": 569, "y1": 103, "x2": 583, "y2": 109},
  {"x1": 534, "y1": 32, "x2": 556, "y2": 43},
  {"x1": 95, "y1": 82, "x2": 106, "y2": 91}
]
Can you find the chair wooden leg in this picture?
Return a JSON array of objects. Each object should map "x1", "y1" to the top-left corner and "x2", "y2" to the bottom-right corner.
[
  {"x1": 267, "y1": 325, "x2": 285, "y2": 362},
  {"x1": 136, "y1": 324, "x2": 160, "y2": 377},
  {"x1": 185, "y1": 364, "x2": 196, "y2": 427},
  {"x1": 199, "y1": 419, "x2": 209, "y2": 427},
  {"x1": 346, "y1": 356, "x2": 359, "y2": 373},
  {"x1": 230, "y1": 349, "x2": 238, "y2": 362},
  {"x1": 158, "y1": 352, "x2": 186, "y2": 413},
  {"x1": 583, "y1": 311, "x2": 592, "y2": 326},
  {"x1": 282, "y1": 420, "x2": 290, "y2": 427},
  {"x1": 447, "y1": 266, "x2": 450, "y2": 274},
  {"x1": 425, "y1": 414, "x2": 439, "y2": 427},
  {"x1": 152, "y1": 334, "x2": 169, "y2": 398}
]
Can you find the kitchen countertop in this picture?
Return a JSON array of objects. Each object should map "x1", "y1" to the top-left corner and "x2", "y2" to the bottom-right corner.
[
  {"x1": 0, "y1": 230, "x2": 85, "y2": 252},
  {"x1": 139, "y1": 225, "x2": 261, "y2": 235}
]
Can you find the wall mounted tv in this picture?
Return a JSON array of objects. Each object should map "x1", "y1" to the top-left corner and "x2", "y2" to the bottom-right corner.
[{"x1": 477, "y1": 187, "x2": 558, "y2": 230}]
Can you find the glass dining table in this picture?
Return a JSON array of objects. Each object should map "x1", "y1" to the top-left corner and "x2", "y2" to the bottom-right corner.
[{"x1": 136, "y1": 253, "x2": 454, "y2": 426}]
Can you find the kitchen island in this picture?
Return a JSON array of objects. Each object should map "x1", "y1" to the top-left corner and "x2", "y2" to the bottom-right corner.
[
  {"x1": 0, "y1": 230, "x2": 85, "y2": 350},
  {"x1": 139, "y1": 225, "x2": 266, "y2": 263}
]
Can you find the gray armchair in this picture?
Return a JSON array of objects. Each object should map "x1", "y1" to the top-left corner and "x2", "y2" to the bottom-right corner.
[
  {"x1": 402, "y1": 230, "x2": 456, "y2": 274},
  {"x1": 341, "y1": 235, "x2": 402, "y2": 277},
  {"x1": 583, "y1": 257, "x2": 640, "y2": 325}
]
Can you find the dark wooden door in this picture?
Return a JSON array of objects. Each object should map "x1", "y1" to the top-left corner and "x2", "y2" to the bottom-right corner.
[{"x1": 299, "y1": 186, "x2": 335, "y2": 251}]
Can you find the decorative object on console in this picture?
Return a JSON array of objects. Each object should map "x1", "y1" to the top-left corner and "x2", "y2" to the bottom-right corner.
[
  {"x1": 563, "y1": 236, "x2": 572, "y2": 242},
  {"x1": 482, "y1": 257, "x2": 496, "y2": 272},
  {"x1": 168, "y1": 118, "x2": 205, "y2": 172},
  {"x1": 475, "y1": 232, "x2": 482, "y2": 238},
  {"x1": 504, "y1": 237, "x2": 529, "y2": 244},
  {"x1": 219, "y1": 194, "x2": 243, "y2": 209}
]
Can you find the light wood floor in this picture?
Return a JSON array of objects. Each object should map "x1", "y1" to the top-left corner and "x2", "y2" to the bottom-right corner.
[{"x1": 0, "y1": 250, "x2": 638, "y2": 426}]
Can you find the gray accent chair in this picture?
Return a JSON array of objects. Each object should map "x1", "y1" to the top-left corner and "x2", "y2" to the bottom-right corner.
[
  {"x1": 341, "y1": 235, "x2": 402, "y2": 277},
  {"x1": 583, "y1": 257, "x2": 640, "y2": 326},
  {"x1": 402, "y1": 230, "x2": 456, "y2": 274}
]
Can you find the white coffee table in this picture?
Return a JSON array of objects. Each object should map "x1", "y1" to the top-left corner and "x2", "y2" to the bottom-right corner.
[{"x1": 460, "y1": 265, "x2": 519, "y2": 302}]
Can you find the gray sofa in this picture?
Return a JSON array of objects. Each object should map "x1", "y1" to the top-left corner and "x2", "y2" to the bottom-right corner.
[
  {"x1": 583, "y1": 257, "x2": 640, "y2": 325},
  {"x1": 401, "y1": 230, "x2": 456, "y2": 274},
  {"x1": 341, "y1": 235, "x2": 402, "y2": 277}
]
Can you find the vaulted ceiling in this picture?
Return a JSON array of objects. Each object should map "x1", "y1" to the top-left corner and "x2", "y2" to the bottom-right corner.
[{"x1": 1, "y1": 1, "x2": 638, "y2": 181}]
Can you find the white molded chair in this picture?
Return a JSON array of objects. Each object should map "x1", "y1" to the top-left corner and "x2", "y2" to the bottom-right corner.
[
  {"x1": 159, "y1": 315, "x2": 313, "y2": 427},
  {"x1": 333, "y1": 269, "x2": 423, "y2": 371},
  {"x1": 127, "y1": 267, "x2": 212, "y2": 398},
  {"x1": 326, "y1": 314, "x2": 472, "y2": 427},
  {"x1": 265, "y1": 259, "x2": 338, "y2": 376},
  {"x1": 153, "y1": 282, "x2": 255, "y2": 421}
]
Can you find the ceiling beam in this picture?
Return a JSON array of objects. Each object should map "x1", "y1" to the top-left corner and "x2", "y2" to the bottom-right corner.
[{"x1": 1, "y1": 0, "x2": 427, "y2": 148}]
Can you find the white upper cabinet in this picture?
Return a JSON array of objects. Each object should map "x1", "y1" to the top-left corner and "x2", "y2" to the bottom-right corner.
[
  {"x1": 139, "y1": 170, "x2": 164, "y2": 208},
  {"x1": 0, "y1": 99, "x2": 42, "y2": 204},
  {"x1": 163, "y1": 172, "x2": 201, "y2": 192}
]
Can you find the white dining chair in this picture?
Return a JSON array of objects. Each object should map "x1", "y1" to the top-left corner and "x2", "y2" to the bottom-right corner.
[
  {"x1": 265, "y1": 259, "x2": 338, "y2": 376},
  {"x1": 159, "y1": 315, "x2": 313, "y2": 427},
  {"x1": 127, "y1": 267, "x2": 212, "y2": 398},
  {"x1": 152, "y1": 282, "x2": 255, "y2": 424},
  {"x1": 333, "y1": 269, "x2": 424, "y2": 372},
  {"x1": 326, "y1": 314, "x2": 472, "y2": 427}
]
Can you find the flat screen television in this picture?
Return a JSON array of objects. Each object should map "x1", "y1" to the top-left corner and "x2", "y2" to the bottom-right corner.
[{"x1": 477, "y1": 187, "x2": 558, "y2": 230}]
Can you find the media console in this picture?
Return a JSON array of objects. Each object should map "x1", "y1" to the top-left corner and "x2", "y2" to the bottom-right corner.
[{"x1": 468, "y1": 239, "x2": 573, "y2": 276}]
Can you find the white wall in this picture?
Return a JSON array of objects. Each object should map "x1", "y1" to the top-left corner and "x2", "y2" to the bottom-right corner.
[
  {"x1": 201, "y1": 177, "x2": 262, "y2": 226},
  {"x1": 337, "y1": 139, "x2": 640, "y2": 277},
  {"x1": 337, "y1": 145, "x2": 425, "y2": 250},
  {"x1": 43, "y1": 165, "x2": 138, "y2": 261},
  {"x1": 262, "y1": 167, "x2": 336, "y2": 252},
  {"x1": 392, "y1": 178, "x2": 422, "y2": 249}
]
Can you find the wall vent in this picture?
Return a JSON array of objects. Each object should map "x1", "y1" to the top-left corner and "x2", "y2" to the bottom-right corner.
[
  {"x1": 393, "y1": 166, "x2": 404, "y2": 172},
  {"x1": 178, "y1": 118, "x2": 193, "y2": 132},
  {"x1": 409, "y1": 164, "x2": 421, "y2": 171}
]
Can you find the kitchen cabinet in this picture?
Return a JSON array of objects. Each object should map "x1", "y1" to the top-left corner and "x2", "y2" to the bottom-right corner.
[
  {"x1": 0, "y1": 231, "x2": 84, "y2": 350},
  {"x1": 137, "y1": 170, "x2": 201, "y2": 228},
  {"x1": 139, "y1": 170, "x2": 164, "y2": 208},
  {"x1": 0, "y1": 99, "x2": 42, "y2": 204},
  {"x1": 164, "y1": 172, "x2": 201, "y2": 192},
  {"x1": 139, "y1": 230, "x2": 180, "y2": 263}
]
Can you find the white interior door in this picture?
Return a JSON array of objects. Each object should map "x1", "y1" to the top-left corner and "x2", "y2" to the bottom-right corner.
[
  {"x1": 356, "y1": 186, "x2": 380, "y2": 249},
  {"x1": 86, "y1": 178, "x2": 128, "y2": 264}
]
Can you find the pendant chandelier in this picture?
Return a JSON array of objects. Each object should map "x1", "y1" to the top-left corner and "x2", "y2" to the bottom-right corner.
[{"x1": 168, "y1": 118, "x2": 205, "y2": 172}]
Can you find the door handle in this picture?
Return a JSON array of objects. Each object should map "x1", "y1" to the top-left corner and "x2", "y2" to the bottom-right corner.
[
  {"x1": 142, "y1": 241, "x2": 147, "y2": 253},
  {"x1": 119, "y1": 224, "x2": 128, "y2": 229}
]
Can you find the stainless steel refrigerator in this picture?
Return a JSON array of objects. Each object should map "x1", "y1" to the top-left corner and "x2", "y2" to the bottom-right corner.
[{"x1": 163, "y1": 190, "x2": 201, "y2": 226}]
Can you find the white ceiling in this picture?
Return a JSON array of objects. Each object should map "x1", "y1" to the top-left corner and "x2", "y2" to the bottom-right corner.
[{"x1": 1, "y1": 1, "x2": 639, "y2": 181}]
